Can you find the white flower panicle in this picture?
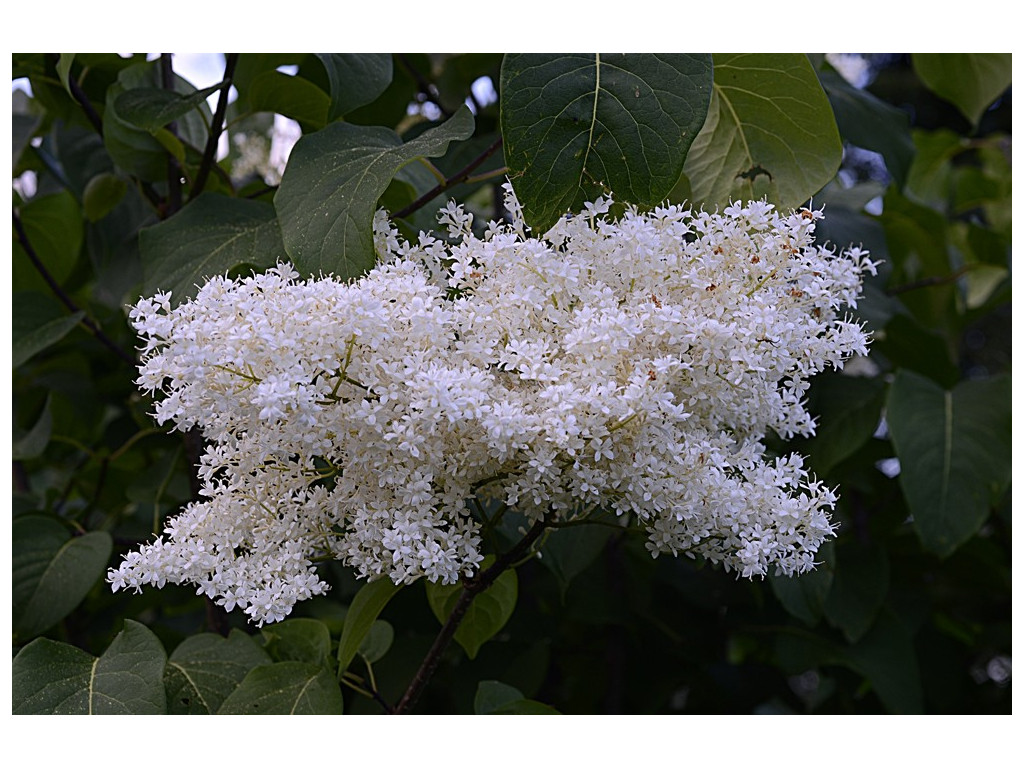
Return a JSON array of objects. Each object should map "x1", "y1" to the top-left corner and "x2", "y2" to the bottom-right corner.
[{"x1": 109, "y1": 187, "x2": 876, "y2": 625}]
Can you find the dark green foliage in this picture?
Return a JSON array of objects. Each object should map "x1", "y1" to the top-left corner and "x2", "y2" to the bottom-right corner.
[{"x1": 11, "y1": 52, "x2": 1010, "y2": 715}]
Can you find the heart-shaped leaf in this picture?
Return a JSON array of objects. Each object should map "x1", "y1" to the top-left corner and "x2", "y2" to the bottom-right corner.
[
  {"x1": 164, "y1": 630, "x2": 272, "y2": 714},
  {"x1": 13, "y1": 620, "x2": 167, "y2": 714},
  {"x1": 501, "y1": 53, "x2": 712, "y2": 233},
  {"x1": 683, "y1": 53, "x2": 842, "y2": 211},
  {"x1": 886, "y1": 370, "x2": 1011, "y2": 557},
  {"x1": 140, "y1": 193, "x2": 286, "y2": 303},
  {"x1": 217, "y1": 661, "x2": 344, "y2": 714},
  {"x1": 275, "y1": 106, "x2": 474, "y2": 278}
]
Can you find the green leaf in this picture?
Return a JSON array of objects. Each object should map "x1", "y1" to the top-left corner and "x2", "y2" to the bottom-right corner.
[
  {"x1": 356, "y1": 620, "x2": 394, "y2": 664},
  {"x1": 337, "y1": 578, "x2": 402, "y2": 674},
  {"x1": 164, "y1": 630, "x2": 273, "y2": 714},
  {"x1": 139, "y1": 194, "x2": 286, "y2": 304},
  {"x1": 13, "y1": 620, "x2": 167, "y2": 714},
  {"x1": 114, "y1": 81, "x2": 225, "y2": 132},
  {"x1": 261, "y1": 618, "x2": 332, "y2": 668},
  {"x1": 904, "y1": 129, "x2": 962, "y2": 206},
  {"x1": 314, "y1": 53, "x2": 393, "y2": 122},
  {"x1": 13, "y1": 112, "x2": 41, "y2": 167},
  {"x1": 683, "y1": 54, "x2": 842, "y2": 211},
  {"x1": 801, "y1": 374, "x2": 887, "y2": 475},
  {"x1": 82, "y1": 172, "x2": 128, "y2": 223},
  {"x1": 879, "y1": 191, "x2": 955, "y2": 331},
  {"x1": 823, "y1": 541, "x2": 890, "y2": 643},
  {"x1": 12, "y1": 394, "x2": 54, "y2": 460},
  {"x1": 426, "y1": 558, "x2": 518, "y2": 660},
  {"x1": 912, "y1": 53, "x2": 1011, "y2": 126},
  {"x1": 12, "y1": 514, "x2": 113, "y2": 639},
  {"x1": 56, "y1": 54, "x2": 75, "y2": 94},
  {"x1": 538, "y1": 522, "x2": 613, "y2": 599},
  {"x1": 12, "y1": 293, "x2": 85, "y2": 369},
  {"x1": 474, "y1": 680, "x2": 561, "y2": 714},
  {"x1": 875, "y1": 314, "x2": 959, "y2": 389},
  {"x1": 886, "y1": 370, "x2": 1011, "y2": 557},
  {"x1": 247, "y1": 70, "x2": 330, "y2": 128},
  {"x1": 474, "y1": 680, "x2": 525, "y2": 713},
  {"x1": 275, "y1": 106, "x2": 474, "y2": 278},
  {"x1": 769, "y1": 541, "x2": 835, "y2": 626},
  {"x1": 103, "y1": 62, "x2": 211, "y2": 181},
  {"x1": 819, "y1": 69, "x2": 914, "y2": 187},
  {"x1": 104, "y1": 82, "x2": 171, "y2": 181},
  {"x1": 845, "y1": 609, "x2": 924, "y2": 714},
  {"x1": 14, "y1": 190, "x2": 84, "y2": 287},
  {"x1": 217, "y1": 662, "x2": 345, "y2": 714},
  {"x1": 500, "y1": 53, "x2": 712, "y2": 233}
]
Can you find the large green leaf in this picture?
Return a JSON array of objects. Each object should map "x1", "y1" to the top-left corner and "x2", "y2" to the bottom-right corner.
[
  {"x1": 845, "y1": 609, "x2": 924, "y2": 714},
  {"x1": 13, "y1": 112, "x2": 40, "y2": 168},
  {"x1": 769, "y1": 541, "x2": 835, "y2": 626},
  {"x1": 139, "y1": 194, "x2": 286, "y2": 303},
  {"x1": 12, "y1": 293, "x2": 84, "y2": 368},
  {"x1": 314, "y1": 53, "x2": 393, "y2": 122},
  {"x1": 13, "y1": 190, "x2": 83, "y2": 288},
  {"x1": 337, "y1": 578, "x2": 402, "y2": 674},
  {"x1": 886, "y1": 370, "x2": 1011, "y2": 557},
  {"x1": 912, "y1": 53, "x2": 1012, "y2": 126},
  {"x1": 114, "y1": 81, "x2": 225, "y2": 132},
  {"x1": 275, "y1": 106, "x2": 474, "y2": 278},
  {"x1": 823, "y1": 541, "x2": 890, "y2": 643},
  {"x1": 217, "y1": 661, "x2": 345, "y2": 714},
  {"x1": 12, "y1": 394, "x2": 54, "y2": 460},
  {"x1": 801, "y1": 373, "x2": 887, "y2": 476},
  {"x1": 879, "y1": 190, "x2": 955, "y2": 331},
  {"x1": 13, "y1": 620, "x2": 167, "y2": 714},
  {"x1": 538, "y1": 522, "x2": 613, "y2": 599},
  {"x1": 103, "y1": 62, "x2": 212, "y2": 181},
  {"x1": 500, "y1": 53, "x2": 712, "y2": 233},
  {"x1": 683, "y1": 53, "x2": 842, "y2": 210},
  {"x1": 164, "y1": 630, "x2": 273, "y2": 714},
  {"x1": 12, "y1": 514, "x2": 113, "y2": 640},
  {"x1": 819, "y1": 68, "x2": 914, "y2": 187},
  {"x1": 426, "y1": 558, "x2": 518, "y2": 660},
  {"x1": 474, "y1": 680, "x2": 560, "y2": 715},
  {"x1": 247, "y1": 70, "x2": 330, "y2": 128},
  {"x1": 261, "y1": 618, "x2": 332, "y2": 668}
]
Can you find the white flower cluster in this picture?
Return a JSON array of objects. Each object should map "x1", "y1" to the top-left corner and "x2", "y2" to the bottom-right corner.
[{"x1": 109, "y1": 187, "x2": 875, "y2": 625}]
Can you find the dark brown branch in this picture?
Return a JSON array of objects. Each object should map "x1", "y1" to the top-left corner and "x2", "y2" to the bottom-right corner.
[
  {"x1": 393, "y1": 136, "x2": 503, "y2": 220},
  {"x1": 392, "y1": 517, "x2": 547, "y2": 714},
  {"x1": 885, "y1": 265, "x2": 974, "y2": 296},
  {"x1": 192, "y1": 53, "x2": 239, "y2": 200},
  {"x1": 13, "y1": 211, "x2": 136, "y2": 366},
  {"x1": 49, "y1": 54, "x2": 104, "y2": 134},
  {"x1": 397, "y1": 54, "x2": 453, "y2": 118}
]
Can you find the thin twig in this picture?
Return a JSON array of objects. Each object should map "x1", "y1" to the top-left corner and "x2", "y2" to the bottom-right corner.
[
  {"x1": 392, "y1": 517, "x2": 547, "y2": 714},
  {"x1": 393, "y1": 136, "x2": 503, "y2": 220},
  {"x1": 192, "y1": 53, "x2": 239, "y2": 199},
  {"x1": 13, "y1": 211, "x2": 136, "y2": 366},
  {"x1": 49, "y1": 54, "x2": 104, "y2": 134},
  {"x1": 397, "y1": 54, "x2": 453, "y2": 118},
  {"x1": 885, "y1": 265, "x2": 975, "y2": 296}
]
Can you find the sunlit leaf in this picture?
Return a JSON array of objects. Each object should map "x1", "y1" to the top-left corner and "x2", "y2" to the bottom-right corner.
[{"x1": 683, "y1": 54, "x2": 842, "y2": 210}]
